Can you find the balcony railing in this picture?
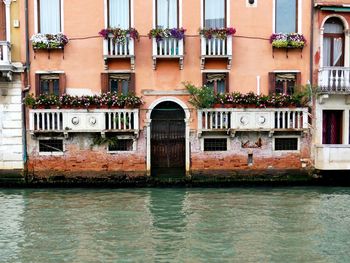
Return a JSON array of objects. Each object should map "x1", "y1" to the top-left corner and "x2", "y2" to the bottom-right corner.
[
  {"x1": 29, "y1": 109, "x2": 139, "y2": 136},
  {"x1": 0, "y1": 41, "x2": 11, "y2": 65},
  {"x1": 201, "y1": 36, "x2": 232, "y2": 69},
  {"x1": 103, "y1": 34, "x2": 135, "y2": 70},
  {"x1": 197, "y1": 108, "x2": 308, "y2": 136},
  {"x1": 152, "y1": 37, "x2": 184, "y2": 70},
  {"x1": 318, "y1": 67, "x2": 350, "y2": 93}
]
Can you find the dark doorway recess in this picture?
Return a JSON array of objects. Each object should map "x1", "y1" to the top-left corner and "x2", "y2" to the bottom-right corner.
[{"x1": 151, "y1": 101, "x2": 186, "y2": 177}]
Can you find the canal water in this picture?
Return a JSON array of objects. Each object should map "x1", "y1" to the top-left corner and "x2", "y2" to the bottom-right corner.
[{"x1": 1, "y1": 188, "x2": 350, "y2": 262}]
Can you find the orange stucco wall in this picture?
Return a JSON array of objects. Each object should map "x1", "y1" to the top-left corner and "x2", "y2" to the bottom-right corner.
[{"x1": 20, "y1": 0, "x2": 312, "y2": 129}]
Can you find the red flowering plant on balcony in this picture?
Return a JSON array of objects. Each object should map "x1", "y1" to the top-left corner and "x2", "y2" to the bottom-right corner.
[
  {"x1": 98, "y1": 28, "x2": 140, "y2": 44},
  {"x1": 148, "y1": 28, "x2": 186, "y2": 42},
  {"x1": 199, "y1": 27, "x2": 236, "y2": 40},
  {"x1": 270, "y1": 33, "x2": 306, "y2": 48},
  {"x1": 24, "y1": 92, "x2": 143, "y2": 109}
]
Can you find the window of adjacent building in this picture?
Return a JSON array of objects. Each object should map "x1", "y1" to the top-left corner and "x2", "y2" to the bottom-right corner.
[
  {"x1": 0, "y1": 1, "x2": 6, "y2": 40},
  {"x1": 274, "y1": 137, "x2": 298, "y2": 151},
  {"x1": 108, "y1": 139, "x2": 133, "y2": 151},
  {"x1": 323, "y1": 17, "x2": 345, "y2": 67},
  {"x1": 108, "y1": 0, "x2": 130, "y2": 29},
  {"x1": 204, "y1": 138, "x2": 227, "y2": 151},
  {"x1": 268, "y1": 72, "x2": 300, "y2": 95},
  {"x1": 38, "y1": 0, "x2": 61, "y2": 34},
  {"x1": 275, "y1": 0, "x2": 298, "y2": 33},
  {"x1": 203, "y1": 73, "x2": 229, "y2": 94},
  {"x1": 39, "y1": 139, "x2": 63, "y2": 152},
  {"x1": 156, "y1": 0, "x2": 178, "y2": 29},
  {"x1": 323, "y1": 110, "x2": 343, "y2": 144},
  {"x1": 204, "y1": 0, "x2": 226, "y2": 28}
]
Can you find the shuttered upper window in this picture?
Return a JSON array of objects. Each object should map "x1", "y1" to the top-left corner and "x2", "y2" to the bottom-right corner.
[
  {"x1": 38, "y1": 0, "x2": 61, "y2": 34},
  {"x1": 35, "y1": 73, "x2": 66, "y2": 96},
  {"x1": 203, "y1": 73, "x2": 229, "y2": 94},
  {"x1": 268, "y1": 72, "x2": 300, "y2": 95},
  {"x1": 101, "y1": 73, "x2": 135, "y2": 95}
]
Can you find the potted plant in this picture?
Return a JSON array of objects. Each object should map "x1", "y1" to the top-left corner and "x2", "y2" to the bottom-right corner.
[
  {"x1": 185, "y1": 82, "x2": 215, "y2": 109},
  {"x1": 270, "y1": 33, "x2": 306, "y2": 49},
  {"x1": 98, "y1": 28, "x2": 140, "y2": 44},
  {"x1": 199, "y1": 27, "x2": 236, "y2": 39},
  {"x1": 148, "y1": 27, "x2": 186, "y2": 42},
  {"x1": 31, "y1": 33, "x2": 69, "y2": 50}
]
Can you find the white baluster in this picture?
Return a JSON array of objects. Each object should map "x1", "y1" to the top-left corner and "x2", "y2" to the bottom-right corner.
[
  {"x1": 205, "y1": 112, "x2": 208, "y2": 129},
  {"x1": 208, "y1": 39, "x2": 212, "y2": 56}
]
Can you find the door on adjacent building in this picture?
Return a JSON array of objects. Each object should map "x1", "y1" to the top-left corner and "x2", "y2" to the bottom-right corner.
[
  {"x1": 151, "y1": 101, "x2": 185, "y2": 176},
  {"x1": 323, "y1": 110, "x2": 343, "y2": 144},
  {"x1": 323, "y1": 17, "x2": 345, "y2": 67}
]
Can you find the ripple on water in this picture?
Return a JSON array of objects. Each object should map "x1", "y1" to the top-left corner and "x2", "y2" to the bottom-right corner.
[{"x1": 0, "y1": 187, "x2": 350, "y2": 262}]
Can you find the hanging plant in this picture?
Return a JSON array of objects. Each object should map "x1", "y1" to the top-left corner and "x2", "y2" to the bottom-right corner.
[
  {"x1": 148, "y1": 28, "x2": 186, "y2": 42},
  {"x1": 199, "y1": 27, "x2": 236, "y2": 40},
  {"x1": 99, "y1": 28, "x2": 140, "y2": 44}
]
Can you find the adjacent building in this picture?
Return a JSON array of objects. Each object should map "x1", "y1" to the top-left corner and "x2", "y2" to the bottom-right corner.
[{"x1": 0, "y1": 0, "x2": 24, "y2": 175}]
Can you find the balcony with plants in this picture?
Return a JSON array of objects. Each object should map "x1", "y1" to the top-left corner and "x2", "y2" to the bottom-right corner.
[
  {"x1": 25, "y1": 92, "x2": 143, "y2": 137},
  {"x1": 148, "y1": 28, "x2": 186, "y2": 70},
  {"x1": 99, "y1": 28, "x2": 139, "y2": 70},
  {"x1": 185, "y1": 83, "x2": 309, "y2": 136},
  {"x1": 199, "y1": 27, "x2": 235, "y2": 69}
]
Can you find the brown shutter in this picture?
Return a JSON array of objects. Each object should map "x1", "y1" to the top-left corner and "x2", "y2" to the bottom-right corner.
[
  {"x1": 295, "y1": 72, "x2": 301, "y2": 87},
  {"x1": 202, "y1": 73, "x2": 207, "y2": 86},
  {"x1": 129, "y1": 73, "x2": 135, "y2": 94},
  {"x1": 0, "y1": 1, "x2": 5, "y2": 41},
  {"x1": 268, "y1": 72, "x2": 276, "y2": 95},
  {"x1": 35, "y1": 74, "x2": 41, "y2": 95},
  {"x1": 101, "y1": 73, "x2": 109, "y2": 93},
  {"x1": 225, "y1": 73, "x2": 230, "y2": 92},
  {"x1": 58, "y1": 73, "x2": 66, "y2": 95}
]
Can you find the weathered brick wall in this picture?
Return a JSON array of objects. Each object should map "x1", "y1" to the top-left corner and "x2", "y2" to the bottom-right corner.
[
  {"x1": 27, "y1": 131, "x2": 147, "y2": 179},
  {"x1": 190, "y1": 132, "x2": 312, "y2": 176}
]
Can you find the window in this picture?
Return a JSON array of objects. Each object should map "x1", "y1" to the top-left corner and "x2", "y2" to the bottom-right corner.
[
  {"x1": 156, "y1": 0, "x2": 178, "y2": 29},
  {"x1": 0, "y1": 1, "x2": 5, "y2": 41},
  {"x1": 275, "y1": 0, "x2": 298, "y2": 33},
  {"x1": 323, "y1": 110, "x2": 343, "y2": 144},
  {"x1": 101, "y1": 73, "x2": 135, "y2": 94},
  {"x1": 203, "y1": 73, "x2": 229, "y2": 94},
  {"x1": 39, "y1": 139, "x2": 63, "y2": 152},
  {"x1": 204, "y1": 0, "x2": 226, "y2": 28},
  {"x1": 38, "y1": 0, "x2": 61, "y2": 34},
  {"x1": 274, "y1": 137, "x2": 298, "y2": 151},
  {"x1": 108, "y1": 139, "x2": 133, "y2": 151},
  {"x1": 108, "y1": 0, "x2": 130, "y2": 29},
  {"x1": 204, "y1": 138, "x2": 227, "y2": 151},
  {"x1": 323, "y1": 17, "x2": 345, "y2": 67},
  {"x1": 36, "y1": 74, "x2": 65, "y2": 96},
  {"x1": 268, "y1": 72, "x2": 300, "y2": 95}
]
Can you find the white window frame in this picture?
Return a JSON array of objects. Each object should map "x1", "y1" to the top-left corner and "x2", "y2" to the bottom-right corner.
[
  {"x1": 38, "y1": 137, "x2": 65, "y2": 156},
  {"x1": 201, "y1": 0, "x2": 230, "y2": 28},
  {"x1": 273, "y1": 135, "x2": 300, "y2": 152},
  {"x1": 272, "y1": 0, "x2": 302, "y2": 34},
  {"x1": 104, "y1": 0, "x2": 134, "y2": 28},
  {"x1": 107, "y1": 135, "x2": 137, "y2": 153},
  {"x1": 34, "y1": 0, "x2": 64, "y2": 34},
  {"x1": 152, "y1": 0, "x2": 182, "y2": 28},
  {"x1": 201, "y1": 136, "x2": 230, "y2": 152}
]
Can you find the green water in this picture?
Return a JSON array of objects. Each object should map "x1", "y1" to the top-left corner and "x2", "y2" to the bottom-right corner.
[{"x1": 1, "y1": 188, "x2": 350, "y2": 262}]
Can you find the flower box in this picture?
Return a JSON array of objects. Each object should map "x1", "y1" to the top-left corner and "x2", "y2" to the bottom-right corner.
[
  {"x1": 148, "y1": 28, "x2": 186, "y2": 42},
  {"x1": 270, "y1": 33, "x2": 306, "y2": 49},
  {"x1": 199, "y1": 27, "x2": 236, "y2": 40},
  {"x1": 31, "y1": 33, "x2": 69, "y2": 50},
  {"x1": 99, "y1": 28, "x2": 139, "y2": 44}
]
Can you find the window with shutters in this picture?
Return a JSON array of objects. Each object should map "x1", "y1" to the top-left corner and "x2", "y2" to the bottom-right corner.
[
  {"x1": 36, "y1": 73, "x2": 66, "y2": 96},
  {"x1": 203, "y1": 73, "x2": 229, "y2": 94},
  {"x1": 108, "y1": 0, "x2": 130, "y2": 29},
  {"x1": 101, "y1": 73, "x2": 135, "y2": 94},
  {"x1": 275, "y1": 0, "x2": 298, "y2": 33},
  {"x1": 37, "y1": 0, "x2": 62, "y2": 34},
  {"x1": 268, "y1": 72, "x2": 300, "y2": 95}
]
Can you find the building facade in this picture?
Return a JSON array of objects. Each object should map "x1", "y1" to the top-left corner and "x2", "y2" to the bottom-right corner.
[
  {"x1": 20, "y1": 0, "x2": 313, "y2": 180},
  {"x1": 0, "y1": 0, "x2": 24, "y2": 175},
  {"x1": 313, "y1": 0, "x2": 350, "y2": 170}
]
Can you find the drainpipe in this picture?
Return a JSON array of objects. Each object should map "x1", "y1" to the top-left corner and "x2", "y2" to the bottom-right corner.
[
  {"x1": 310, "y1": 0, "x2": 315, "y2": 87},
  {"x1": 22, "y1": 0, "x2": 30, "y2": 178}
]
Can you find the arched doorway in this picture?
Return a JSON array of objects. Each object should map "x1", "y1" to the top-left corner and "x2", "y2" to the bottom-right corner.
[
  {"x1": 150, "y1": 101, "x2": 186, "y2": 176},
  {"x1": 323, "y1": 17, "x2": 345, "y2": 67}
]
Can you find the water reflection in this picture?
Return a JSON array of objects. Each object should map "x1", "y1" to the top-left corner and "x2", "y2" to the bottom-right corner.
[{"x1": 0, "y1": 188, "x2": 350, "y2": 262}]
